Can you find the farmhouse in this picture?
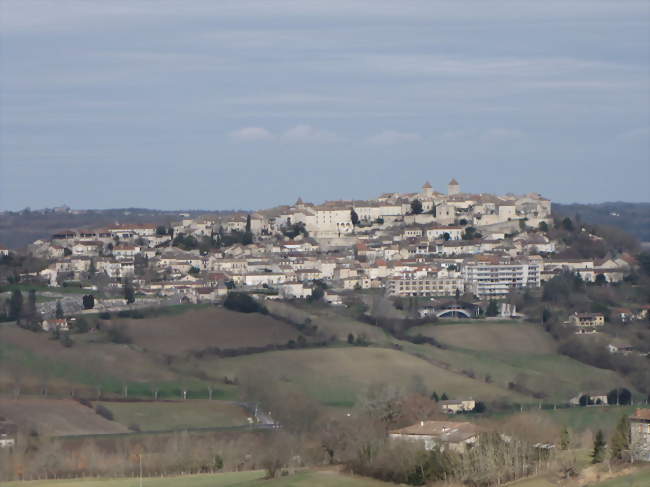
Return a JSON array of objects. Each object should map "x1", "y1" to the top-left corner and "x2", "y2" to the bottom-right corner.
[
  {"x1": 569, "y1": 313, "x2": 605, "y2": 327},
  {"x1": 41, "y1": 318, "x2": 69, "y2": 332},
  {"x1": 630, "y1": 408, "x2": 650, "y2": 462},
  {"x1": 0, "y1": 418, "x2": 17, "y2": 448},
  {"x1": 439, "y1": 399, "x2": 476, "y2": 414},
  {"x1": 389, "y1": 420, "x2": 482, "y2": 452}
]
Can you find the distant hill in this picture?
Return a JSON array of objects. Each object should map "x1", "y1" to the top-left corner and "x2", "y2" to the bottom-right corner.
[
  {"x1": 0, "y1": 208, "x2": 238, "y2": 249},
  {"x1": 553, "y1": 202, "x2": 650, "y2": 242}
]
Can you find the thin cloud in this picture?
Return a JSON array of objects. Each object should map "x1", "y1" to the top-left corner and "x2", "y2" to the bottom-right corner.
[
  {"x1": 228, "y1": 124, "x2": 338, "y2": 143},
  {"x1": 281, "y1": 124, "x2": 338, "y2": 142},
  {"x1": 228, "y1": 127, "x2": 275, "y2": 141},
  {"x1": 615, "y1": 126, "x2": 650, "y2": 141},
  {"x1": 367, "y1": 130, "x2": 422, "y2": 145},
  {"x1": 479, "y1": 128, "x2": 525, "y2": 142}
]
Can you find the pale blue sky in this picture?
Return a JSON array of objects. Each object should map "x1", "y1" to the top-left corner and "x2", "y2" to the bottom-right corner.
[{"x1": 1, "y1": 0, "x2": 648, "y2": 210}]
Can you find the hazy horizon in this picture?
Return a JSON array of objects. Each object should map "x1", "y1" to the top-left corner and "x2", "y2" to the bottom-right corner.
[{"x1": 1, "y1": 1, "x2": 649, "y2": 210}]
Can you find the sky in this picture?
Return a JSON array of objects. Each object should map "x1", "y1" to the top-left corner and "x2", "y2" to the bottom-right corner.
[{"x1": 1, "y1": 0, "x2": 649, "y2": 211}]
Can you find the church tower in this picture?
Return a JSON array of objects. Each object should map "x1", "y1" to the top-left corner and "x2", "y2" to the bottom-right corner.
[
  {"x1": 422, "y1": 181, "x2": 433, "y2": 198},
  {"x1": 448, "y1": 178, "x2": 460, "y2": 196}
]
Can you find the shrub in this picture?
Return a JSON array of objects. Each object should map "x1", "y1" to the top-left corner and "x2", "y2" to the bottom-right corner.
[
  {"x1": 106, "y1": 323, "x2": 132, "y2": 344},
  {"x1": 95, "y1": 404, "x2": 114, "y2": 421},
  {"x1": 223, "y1": 292, "x2": 268, "y2": 314}
]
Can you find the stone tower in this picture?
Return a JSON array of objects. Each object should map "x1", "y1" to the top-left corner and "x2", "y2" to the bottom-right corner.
[
  {"x1": 448, "y1": 178, "x2": 460, "y2": 196},
  {"x1": 422, "y1": 181, "x2": 433, "y2": 198}
]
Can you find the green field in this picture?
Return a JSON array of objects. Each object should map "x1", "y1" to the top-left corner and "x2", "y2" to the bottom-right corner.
[
  {"x1": 4, "y1": 470, "x2": 395, "y2": 487},
  {"x1": 412, "y1": 322, "x2": 557, "y2": 354},
  {"x1": 403, "y1": 322, "x2": 632, "y2": 402},
  {"x1": 589, "y1": 467, "x2": 650, "y2": 487},
  {"x1": 194, "y1": 346, "x2": 527, "y2": 407},
  {"x1": 93, "y1": 400, "x2": 249, "y2": 431}
]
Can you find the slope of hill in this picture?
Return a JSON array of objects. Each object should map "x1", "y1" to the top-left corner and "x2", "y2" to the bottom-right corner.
[
  {"x1": 0, "y1": 398, "x2": 130, "y2": 436},
  {"x1": 553, "y1": 202, "x2": 650, "y2": 242},
  {"x1": 112, "y1": 307, "x2": 301, "y2": 355}
]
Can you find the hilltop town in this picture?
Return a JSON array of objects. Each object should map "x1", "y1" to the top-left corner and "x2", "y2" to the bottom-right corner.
[{"x1": 4, "y1": 179, "x2": 635, "y2": 315}]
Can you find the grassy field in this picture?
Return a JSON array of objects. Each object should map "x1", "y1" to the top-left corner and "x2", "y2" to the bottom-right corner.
[
  {"x1": 4, "y1": 469, "x2": 396, "y2": 487},
  {"x1": 113, "y1": 307, "x2": 300, "y2": 355},
  {"x1": 265, "y1": 301, "x2": 390, "y2": 344},
  {"x1": 411, "y1": 322, "x2": 557, "y2": 354},
  {"x1": 93, "y1": 400, "x2": 249, "y2": 431},
  {"x1": 194, "y1": 346, "x2": 527, "y2": 407},
  {"x1": 0, "y1": 398, "x2": 129, "y2": 436},
  {"x1": 0, "y1": 323, "x2": 237, "y2": 400},
  {"x1": 588, "y1": 467, "x2": 650, "y2": 487},
  {"x1": 401, "y1": 322, "x2": 632, "y2": 402}
]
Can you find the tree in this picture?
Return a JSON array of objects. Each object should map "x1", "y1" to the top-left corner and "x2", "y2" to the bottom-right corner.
[
  {"x1": 410, "y1": 199, "x2": 423, "y2": 215},
  {"x1": 442, "y1": 232, "x2": 451, "y2": 241},
  {"x1": 310, "y1": 285, "x2": 325, "y2": 302},
  {"x1": 609, "y1": 415, "x2": 630, "y2": 462},
  {"x1": 224, "y1": 292, "x2": 267, "y2": 314},
  {"x1": 579, "y1": 394, "x2": 591, "y2": 406},
  {"x1": 595, "y1": 273, "x2": 607, "y2": 286},
  {"x1": 607, "y1": 388, "x2": 632, "y2": 406},
  {"x1": 538, "y1": 221, "x2": 549, "y2": 232},
  {"x1": 123, "y1": 281, "x2": 135, "y2": 304},
  {"x1": 8, "y1": 290, "x2": 23, "y2": 321},
  {"x1": 55, "y1": 300, "x2": 64, "y2": 318},
  {"x1": 82, "y1": 294, "x2": 95, "y2": 310},
  {"x1": 431, "y1": 391, "x2": 439, "y2": 402},
  {"x1": 88, "y1": 258, "x2": 96, "y2": 275},
  {"x1": 473, "y1": 401, "x2": 487, "y2": 413},
  {"x1": 462, "y1": 226, "x2": 482, "y2": 240},
  {"x1": 440, "y1": 393, "x2": 448, "y2": 400},
  {"x1": 562, "y1": 217, "x2": 574, "y2": 232},
  {"x1": 591, "y1": 430, "x2": 606, "y2": 463},
  {"x1": 242, "y1": 215, "x2": 253, "y2": 245},
  {"x1": 560, "y1": 427, "x2": 571, "y2": 450},
  {"x1": 485, "y1": 300, "x2": 499, "y2": 317},
  {"x1": 351, "y1": 208, "x2": 360, "y2": 226},
  {"x1": 156, "y1": 225, "x2": 168, "y2": 236},
  {"x1": 347, "y1": 333, "x2": 355, "y2": 344}
]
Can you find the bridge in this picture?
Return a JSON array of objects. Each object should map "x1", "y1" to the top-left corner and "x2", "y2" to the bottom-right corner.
[{"x1": 435, "y1": 307, "x2": 474, "y2": 319}]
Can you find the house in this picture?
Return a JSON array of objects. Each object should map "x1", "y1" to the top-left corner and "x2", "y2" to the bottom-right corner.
[
  {"x1": 0, "y1": 245, "x2": 11, "y2": 256},
  {"x1": 439, "y1": 399, "x2": 476, "y2": 414},
  {"x1": 0, "y1": 418, "x2": 17, "y2": 448},
  {"x1": 569, "y1": 392, "x2": 608, "y2": 406},
  {"x1": 630, "y1": 409, "x2": 650, "y2": 462},
  {"x1": 569, "y1": 313, "x2": 605, "y2": 327},
  {"x1": 389, "y1": 420, "x2": 481, "y2": 452},
  {"x1": 41, "y1": 318, "x2": 69, "y2": 332},
  {"x1": 324, "y1": 290, "x2": 343, "y2": 305}
]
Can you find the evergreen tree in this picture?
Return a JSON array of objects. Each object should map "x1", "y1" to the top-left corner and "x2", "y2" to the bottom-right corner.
[
  {"x1": 485, "y1": 300, "x2": 499, "y2": 317},
  {"x1": 591, "y1": 430, "x2": 606, "y2": 463},
  {"x1": 8, "y1": 290, "x2": 23, "y2": 321},
  {"x1": 431, "y1": 391, "x2": 439, "y2": 402},
  {"x1": 350, "y1": 208, "x2": 360, "y2": 226},
  {"x1": 245, "y1": 214, "x2": 252, "y2": 233},
  {"x1": 55, "y1": 300, "x2": 64, "y2": 318},
  {"x1": 82, "y1": 294, "x2": 95, "y2": 310},
  {"x1": 440, "y1": 392, "x2": 449, "y2": 401},
  {"x1": 123, "y1": 281, "x2": 135, "y2": 304},
  {"x1": 410, "y1": 199, "x2": 423, "y2": 215}
]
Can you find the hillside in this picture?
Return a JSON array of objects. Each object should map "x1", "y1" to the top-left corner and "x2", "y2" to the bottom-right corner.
[
  {"x1": 0, "y1": 208, "x2": 237, "y2": 249},
  {"x1": 0, "y1": 398, "x2": 130, "y2": 436},
  {"x1": 553, "y1": 202, "x2": 650, "y2": 242}
]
